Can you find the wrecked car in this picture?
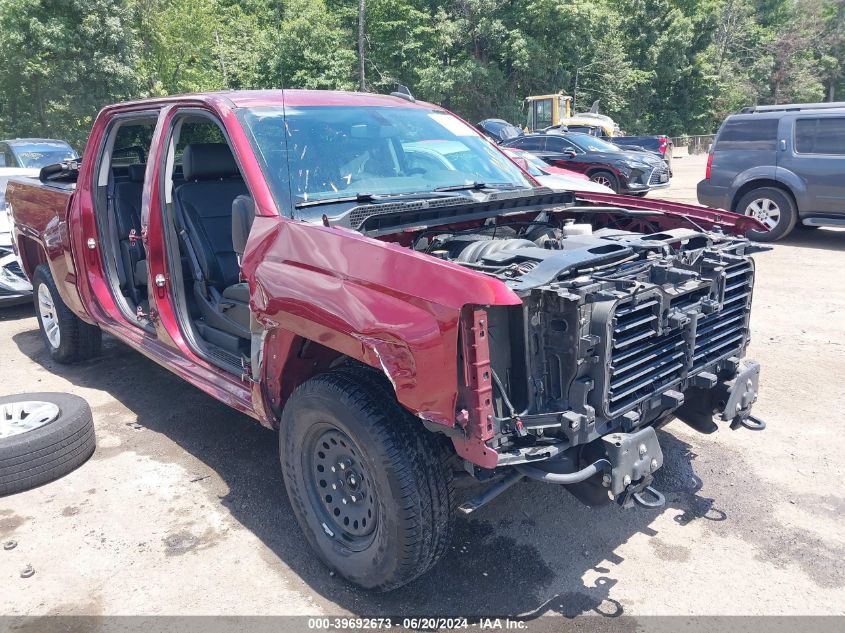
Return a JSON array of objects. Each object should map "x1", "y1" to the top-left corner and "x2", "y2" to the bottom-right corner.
[
  {"x1": 7, "y1": 90, "x2": 766, "y2": 591},
  {"x1": 0, "y1": 178, "x2": 32, "y2": 305}
]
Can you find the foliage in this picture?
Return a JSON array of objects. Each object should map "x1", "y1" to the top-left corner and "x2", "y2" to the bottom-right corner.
[
  {"x1": 0, "y1": 0, "x2": 843, "y2": 148},
  {"x1": 0, "y1": 0, "x2": 141, "y2": 148}
]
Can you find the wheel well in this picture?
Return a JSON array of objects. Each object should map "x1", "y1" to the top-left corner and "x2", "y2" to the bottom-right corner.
[
  {"x1": 17, "y1": 235, "x2": 47, "y2": 279},
  {"x1": 267, "y1": 335, "x2": 384, "y2": 427},
  {"x1": 586, "y1": 168, "x2": 618, "y2": 185},
  {"x1": 731, "y1": 179, "x2": 796, "y2": 213}
]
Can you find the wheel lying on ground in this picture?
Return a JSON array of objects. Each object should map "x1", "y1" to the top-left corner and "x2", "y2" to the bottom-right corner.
[
  {"x1": 0, "y1": 392, "x2": 96, "y2": 496},
  {"x1": 736, "y1": 187, "x2": 797, "y2": 242},
  {"x1": 589, "y1": 170, "x2": 619, "y2": 193},
  {"x1": 279, "y1": 368, "x2": 454, "y2": 591},
  {"x1": 32, "y1": 264, "x2": 101, "y2": 363}
]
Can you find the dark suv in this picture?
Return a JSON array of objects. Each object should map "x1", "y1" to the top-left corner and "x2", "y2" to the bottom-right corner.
[
  {"x1": 504, "y1": 132, "x2": 670, "y2": 195},
  {"x1": 697, "y1": 102, "x2": 845, "y2": 241}
]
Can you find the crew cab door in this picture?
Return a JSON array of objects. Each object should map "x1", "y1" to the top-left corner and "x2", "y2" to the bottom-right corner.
[
  {"x1": 540, "y1": 136, "x2": 589, "y2": 175},
  {"x1": 778, "y1": 113, "x2": 845, "y2": 215}
]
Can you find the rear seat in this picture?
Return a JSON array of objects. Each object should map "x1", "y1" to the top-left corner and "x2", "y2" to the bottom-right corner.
[{"x1": 113, "y1": 163, "x2": 147, "y2": 305}]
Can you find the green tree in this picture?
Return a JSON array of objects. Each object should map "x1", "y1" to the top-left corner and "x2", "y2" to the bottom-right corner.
[{"x1": 0, "y1": 0, "x2": 141, "y2": 148}]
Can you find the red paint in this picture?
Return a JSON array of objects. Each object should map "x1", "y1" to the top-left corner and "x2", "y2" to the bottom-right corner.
[
  {"x1": 5, "y1": 89, "x2": 764, "y2": 469},
  {"x1": 572, "y1": 190, "x2": 767, "y2": 234}
]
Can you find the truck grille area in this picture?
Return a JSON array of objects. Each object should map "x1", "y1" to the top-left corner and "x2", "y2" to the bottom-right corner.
[
  {"x1": 608, "y1": 302, "x2": 686, "y2": 414},
  {"x1": 605, "y1": 258, "x2": 753, "y2": 417}
]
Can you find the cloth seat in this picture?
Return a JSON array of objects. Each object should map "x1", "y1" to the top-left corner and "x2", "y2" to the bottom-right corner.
[
  {"x1": 113, "y1": 163, "x2": 147, "y2": 304},
  {"x1": 173, "y1": 143, "x2": 250, "y2": 340}
]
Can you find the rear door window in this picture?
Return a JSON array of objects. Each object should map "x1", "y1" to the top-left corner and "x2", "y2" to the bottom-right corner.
[
  {"x1": 509, "y1": 136, "x2": 546, "y2": 151},
  {"x1": 716, "y1": 118, "x2": 779, "y2": 151},
  {"x1": 795, "y1": 117, "x2": 845, "y2": 155},
  {"x1": 546, "y1": 136, "x2": 580, "y2": 153}
]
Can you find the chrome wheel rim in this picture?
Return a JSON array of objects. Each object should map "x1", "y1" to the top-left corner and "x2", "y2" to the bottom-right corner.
[
  {"x1": 38, "y1": 283, "x2": 60, "y2": 349},
  {"x1": 745, "y1": 198, "x2": 781, "y2": 230},
  {"x1": 591, "y1": 175, "x2": 613, "y2": 188},
  {"x1": 0, "y1": 400, "x2": 60, "y2": 439}
]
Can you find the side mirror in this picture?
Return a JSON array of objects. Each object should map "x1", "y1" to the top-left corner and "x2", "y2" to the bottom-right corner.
[
  {"x1": 563, "y1": 149, "x2": 577, "y2": 158},
  {"x1": 39, "y1": 160, "x2": 80, "y2": 184}
]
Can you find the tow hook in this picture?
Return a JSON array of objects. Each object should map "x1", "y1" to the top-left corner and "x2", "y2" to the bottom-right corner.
[
  {"x1": 632, "y1": 485, "x2": 665, "y2": 508},
  {"x1": 738, "y1": 414, "x2": 766, "y2": 431},
  {"x1": 721, "y1": 360, "x2": 766, "y2": 431}
]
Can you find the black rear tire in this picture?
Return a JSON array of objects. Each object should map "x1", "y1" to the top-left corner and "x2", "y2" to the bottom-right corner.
[
  {"x1": 736, "y1": 187, "x2": 797, "y2": 242},
  {"x1": 279, "y1": 368, "x2": 454, "y2": 591},
  {"x1": 0, "y1": 392, "x2": 95, "y2": 496},
  {"x1": 32, "y1": 265, "x2": 101, "y2": 363},
  {"x1": 589, "y1": 170, "x2": 619, "y2": 193}
]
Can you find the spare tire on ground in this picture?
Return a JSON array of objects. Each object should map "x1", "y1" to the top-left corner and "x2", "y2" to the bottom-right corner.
[{"x1": 0, "y1": 393, "x2": 95, "y2": 496}]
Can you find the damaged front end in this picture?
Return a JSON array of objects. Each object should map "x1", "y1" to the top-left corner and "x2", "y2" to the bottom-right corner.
[
  {"x1": 0, "y1": 205, "x2": 32, "y2": 306},
  {"x1": 448, "y1": 221, "x2": 766, "y2": 510}
]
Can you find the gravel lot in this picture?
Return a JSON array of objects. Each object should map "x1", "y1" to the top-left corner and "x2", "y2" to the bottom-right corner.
[{"x1": 1, "y1": 154, "x2": 844, "y2": 619}]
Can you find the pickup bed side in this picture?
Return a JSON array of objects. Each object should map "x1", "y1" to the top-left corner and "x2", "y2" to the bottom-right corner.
[{"x1": 7, "y1": 178, "x2": 93, "y2": 321}]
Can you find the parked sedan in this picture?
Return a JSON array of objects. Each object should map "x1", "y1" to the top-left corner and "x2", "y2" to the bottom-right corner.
[
  {"x1": 0, "y1": 138, "x2": 78, "y2": 173},
  {"x1": 503, "y1": 132, "x2": 670, "y2": 195}
]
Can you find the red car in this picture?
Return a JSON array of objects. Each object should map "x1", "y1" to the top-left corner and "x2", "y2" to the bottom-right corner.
[{"x1": 7, "y1": 90, "x2": 766, "y2": 591}]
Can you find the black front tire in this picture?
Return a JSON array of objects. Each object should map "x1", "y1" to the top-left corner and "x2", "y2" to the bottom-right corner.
[
  {"x1": 279, "y1": 369, "x2": 454, "y2": 591},
  {"x1": 32, "y1": 265, "x2": 101, "y2": 363},
  {"x1": 736, "y1": 187, "x2": 797, "y2": 242}
]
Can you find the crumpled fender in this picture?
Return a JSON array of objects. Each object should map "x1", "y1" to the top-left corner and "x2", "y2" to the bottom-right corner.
[{"x1": 242, "y1": 216, "x2": 521, "y2": 427}]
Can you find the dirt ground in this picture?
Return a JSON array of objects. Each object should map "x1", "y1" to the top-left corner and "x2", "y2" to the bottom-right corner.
[{"x1": 1, "y1": 154, "x2": 844, "y2": 619}]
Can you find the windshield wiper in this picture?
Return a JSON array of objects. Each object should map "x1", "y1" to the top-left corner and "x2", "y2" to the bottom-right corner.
[
  {"x1": 295, "y1": 192, "x2": 377, "y2": 209},
  {"x1": 433, "y1": 181, "x2": 519, "y2": 192}
]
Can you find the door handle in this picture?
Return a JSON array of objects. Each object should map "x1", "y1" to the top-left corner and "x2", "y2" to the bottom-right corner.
[{"x1": 779, "y1": 139, "x2": 787, "y2": 151}]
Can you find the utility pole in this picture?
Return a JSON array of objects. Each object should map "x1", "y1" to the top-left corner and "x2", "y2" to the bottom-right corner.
[
  {"x1": 358, "y1": 0, "x2": 366, "y2": 91},
  {"x1": 214, "y1": 30, "x2": 228, "y2": 88}
]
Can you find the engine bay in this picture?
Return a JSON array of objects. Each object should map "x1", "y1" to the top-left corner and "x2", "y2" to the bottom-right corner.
[{"x1": 412, "y1": 213, "x2": 763, "y2": 468}]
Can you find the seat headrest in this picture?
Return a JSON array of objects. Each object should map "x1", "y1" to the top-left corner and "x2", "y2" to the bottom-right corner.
[
  {"x1": 182, "y1": 143, "x2": 239, "y2": 181},
  {"x1": 127, "y1": 163, "x2": 146, "y2": 183}
]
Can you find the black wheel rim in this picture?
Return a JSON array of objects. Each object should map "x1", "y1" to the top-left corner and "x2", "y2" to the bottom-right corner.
[{"x1": 303, "y1": 425, "x2": 378, "y2": 550}]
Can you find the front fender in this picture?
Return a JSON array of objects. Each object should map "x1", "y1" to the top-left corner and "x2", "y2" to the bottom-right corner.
[{"x1": 243, "y1": 217, "x2": 521, "y2": 427}]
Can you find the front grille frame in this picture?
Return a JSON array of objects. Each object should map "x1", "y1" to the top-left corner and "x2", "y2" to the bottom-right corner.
[
  {"x1": 648, "y1": 165, "x2": 670, "y2": 186},
  {"x1": 592, "y1": 258, "x2": 754, "y2": 419}
]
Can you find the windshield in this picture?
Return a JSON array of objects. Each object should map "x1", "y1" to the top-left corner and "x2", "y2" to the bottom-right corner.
[
  {"x1": 239, "y1": 106, "x2": 532, "y2": 210},
  {"x1": 566, "y1": 133, "x2": 621, "y2": 153},
  {"x1": 11, "y1": 142, "x2": 77, "y2": 169},
  {"x1": 504, "y1": 150, "x2": 547, "y2": 176}
]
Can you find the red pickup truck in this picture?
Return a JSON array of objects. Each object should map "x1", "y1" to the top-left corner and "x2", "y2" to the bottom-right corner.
[{"x1": 6, "y1": 90, "x2": 766, "y2": 591}]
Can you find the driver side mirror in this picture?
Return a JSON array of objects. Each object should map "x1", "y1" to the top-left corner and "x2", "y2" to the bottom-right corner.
[{"x1": 563, "y1": 149, "x2": 577, "y2": 158}]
